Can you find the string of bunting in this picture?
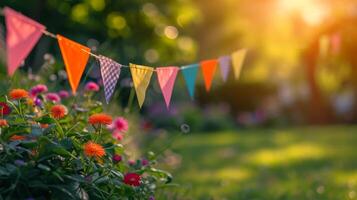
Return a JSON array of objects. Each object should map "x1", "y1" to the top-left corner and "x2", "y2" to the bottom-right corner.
[{"x1": 0, "y1": 6, "x2": 247, "y2": 109}]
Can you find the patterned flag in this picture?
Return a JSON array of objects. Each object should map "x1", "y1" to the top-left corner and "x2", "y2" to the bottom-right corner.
[
  {"x1": 219, "y1": 55, "x2": 231, "y2": 82},
  {"x1": 200, "y1": 59, "x2": 218, "y2": 91},
  {"x1": 156, "y1": 67, "x2": 179, "y2": 109},
  {"x1": 181, "y1": 64, "x2": 199, "y2": 99},
  {"x1": 4, "y1": 7, "x2": 46, "y2": 76},
  {"x1": 130, "y1": 63, "x2": 154, "y2": 108},
  {"x1": 57, "y1": 34, "x2": 90, "y2": 94},
  {"x1": 98, "y1": 55, "x2": 122, "y2": 103},
  {"x1": 231, "y1": 49, "x2": 247, "y2": 80}
]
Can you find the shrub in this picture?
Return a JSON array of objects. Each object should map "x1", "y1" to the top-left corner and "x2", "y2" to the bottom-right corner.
[{"x1": 0, "y1": 86, "x2": 172, "y2": 199}]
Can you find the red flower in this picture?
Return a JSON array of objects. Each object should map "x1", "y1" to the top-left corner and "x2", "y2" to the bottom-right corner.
[
  {"x1": 0, "y1": 119, "x2": 8, "y2": 127},
  {"x1": 0, "y1": 102, "x2": 11, "y2": 116},
  {"x1": 112, "y1": 154, "x2": 122, "y2": 163},
  {"x1": 50, "y1": 105, "x2": 68, "y2": 119},
  {"x1": 9, "y1": 89, "x2": 28, "y2": 100},
  {"x1": 88, "y1": 113, "x2": 112, "y2": 125},
  {"x1": 10, "y1": 135, "x2": 26, "y2": 141},
  {"x1": 123, "y1": 173, "x2": 141, "y2": 186},
  {"x1": 84, "y1": 141, "x2": 106, "y2": 158}
]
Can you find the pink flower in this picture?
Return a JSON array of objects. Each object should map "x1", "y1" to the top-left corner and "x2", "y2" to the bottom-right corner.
[
  {"x1": 128, "y1": 160, "x2": 135, "y2": 165},
  {"x1": 30, "y1": 84, "x2": 48, "y2": 97},
  {"x1": 85, "y1": 82, "x2": 100, "y2": 92},
  {"x1": 46, "y1": 93, "x2": 61, "y2": 103},
  {"x1": 108, "y1": 117, "x2": 129, "y2": 133},
  {"x1": 141, "y1": 158, "x2": 149, "y2": 166},
  {"x1": 112, "y1": 131, "x2": 124, "y2": 141},
  {"x1": 112, "y1": 154, "x2": 122, "y2": 163},
  {"x1": 58, "y1": 90, "x2": 70, "y2": 98}
]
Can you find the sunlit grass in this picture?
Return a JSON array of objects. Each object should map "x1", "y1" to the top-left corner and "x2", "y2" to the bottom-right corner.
[
  {"x1": 163, "y1": 126, "x2": 357, "y2": 199},
  {"x1": 246, "y1": 143, "x2": 325, "y2": 166}
]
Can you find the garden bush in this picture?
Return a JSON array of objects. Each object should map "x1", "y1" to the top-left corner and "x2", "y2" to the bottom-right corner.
[{"x1": 0, "y1": 84, "x2": 172, "y2": 199}]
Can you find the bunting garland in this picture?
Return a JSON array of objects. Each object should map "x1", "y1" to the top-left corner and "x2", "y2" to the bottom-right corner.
[
  {"x1": 218, "y1": 56, "x2": 231, "y2": 82},
  {"x1": 130, "y1": 64, "x2": 154, "y2": 108},
  {"x1": 4, "y1": 7, "x2": 45, "y2": 76},
  {"x1": 181, "y1": 64, "x2": 199, "y2": 99},
  {"x1": 200, "y1": 59, "x2": 218, "y2": 92},
  {"x1": 0, "y1": 7, "x2": 248, "y2": 109},
  {"x1": 99, "y1": 55, "x2": 122, "y2": 103},
  {"x1": 156, "y1": 67, "x2": 179, "y2": 109},
  {"x1": 231, "y1": 49, "x2": 247, "y2": 80}
]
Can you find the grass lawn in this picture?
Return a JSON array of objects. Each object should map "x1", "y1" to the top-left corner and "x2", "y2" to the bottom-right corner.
[{"x1": 159, "y1": 126, "x2": 357, "y2": 200}]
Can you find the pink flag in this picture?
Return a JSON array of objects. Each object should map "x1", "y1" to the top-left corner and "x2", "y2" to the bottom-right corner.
[
  {"x1": 4, "y1": 7, "x2": 45, "y2": 76},
  {"x1": 156, "y1": 67, "x2": 179, "y2": 109}
]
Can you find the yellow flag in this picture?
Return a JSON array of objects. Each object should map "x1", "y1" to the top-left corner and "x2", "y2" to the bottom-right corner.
[
  {"x1": 231, "y1": 49, "x2": 247, "y2": 80},
  {"x1": 130, "y1": 63, "x2": 154, "y2": 108}
]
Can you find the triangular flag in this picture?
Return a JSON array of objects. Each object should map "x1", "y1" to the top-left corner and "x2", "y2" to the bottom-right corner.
[
  {"x1": 181, "y1": 64, "x2": 199, "y2": 99},
  {"x1": 130, "y1": 63, "x2": 154, "y2": 108},
  {"x1": 200, "y1": 59, "x2": 218, "y2": 91},
  {"x1": 219, "y1": 56, "x2": 231, "y2": 82},
  {"x1": 98, "y1": 55, "x2": 122, "y2": 103},
  {"x1": 57, "y1": 34, "x2": 90, "y2": 94},
  {"x1": 231, "y1": 49, "x2": 247, "y2": 80},
  {"x1": 156, "y1": 67, "x2": 179, "y2": 109},
  {"x1": 4, "y1": 7, "x2": 46, "y2": 76}
]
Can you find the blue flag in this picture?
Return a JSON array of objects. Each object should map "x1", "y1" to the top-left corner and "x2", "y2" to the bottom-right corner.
[{"x1": 181, "y1": 64, "x2": 199, "y2": 99}]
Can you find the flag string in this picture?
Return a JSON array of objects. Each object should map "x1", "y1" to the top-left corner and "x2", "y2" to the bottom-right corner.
[
  {"x1": 42, "y1": 28, "x2": 156, "y2": 71},
  {"x1": 0, "y1": 7, "x2": 243, "y2": 74}
]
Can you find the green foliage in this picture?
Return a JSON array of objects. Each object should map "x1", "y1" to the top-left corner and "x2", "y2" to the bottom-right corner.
[{"x1": 0, "y1": 87, "x2": 172, "y2": 199}]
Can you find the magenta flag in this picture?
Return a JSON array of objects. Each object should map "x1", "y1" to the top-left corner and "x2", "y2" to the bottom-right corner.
[
  {"x1": 4, "y1": 7, "x2": 45, "y2": 76},
  {"x1": 156, "y1": 66, "x2": 179, "y2": 109}
]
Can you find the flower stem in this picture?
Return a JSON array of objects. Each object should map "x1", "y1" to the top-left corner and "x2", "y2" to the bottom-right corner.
[{"x1": 54, "y1": 118, "x2": 65, "y2": 139}]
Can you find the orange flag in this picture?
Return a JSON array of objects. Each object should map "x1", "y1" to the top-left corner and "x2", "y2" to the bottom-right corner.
[
  {"x1": 57, "y1": 35, "x2": 90, "y2": 94},
  {"x1": 200, "y1": 59, "x2": 218, "y2": 91}
]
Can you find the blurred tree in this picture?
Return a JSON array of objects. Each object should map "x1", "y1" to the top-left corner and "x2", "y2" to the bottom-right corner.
[
  {"x1": 0, "y1": 0, "x2": 200, "y2": 104},
  {"x1": 192, "y1": 0, "x2": 357, "y2": 124}
]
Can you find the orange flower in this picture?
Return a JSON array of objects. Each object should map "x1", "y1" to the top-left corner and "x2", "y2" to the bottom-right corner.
[
  {"x1": 27, "y1": 98, "x2": 34, "y2": 106},
  {"x1": 50, "y1": 105, "x2": 68, "y2": 119},
  {"x1": 40, "y1": 123, "x2": 49, "y2": 128},
  {"x1": 88, "y1": 113, "x2": 112, "y2": 125},
  {"x1": 9, "y1": 89, "x2": 28, "y2": 100},
  {"x1": 84, "y1": 141, "x2": 106, "y2": 158},
  {"x1": 0, "y1": 119, "x2": 8, "y2": 127},
  {"x1": 10, "y1": 135, "x2": 26, "y2": 141}
]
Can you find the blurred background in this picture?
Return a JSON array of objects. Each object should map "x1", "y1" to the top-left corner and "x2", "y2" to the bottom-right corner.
[{"x1": 1, "y1": 0, "x2": 357, "y2": 199}]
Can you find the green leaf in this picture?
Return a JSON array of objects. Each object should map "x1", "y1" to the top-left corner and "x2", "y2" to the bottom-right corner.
[
  {"x1": 36, "y1": 116, "x2": 55, "y2": 124},
  {"x1": 110, "y1": 170, "x2": 123, "y2": 179},
  {"x1": 52, "y1": 146, "x2": 76, "y2": 158},
  {"x1": 60, "y1": 138, "x2": 73, "y2": 150},
  {"x1": 21, "y1": 140, "x2": 38, "y2": 149},
  {"x1": 148, "y1": 168, "x2": 173, "y2": 184},
  {"x1": 37, "y1": 164, "x2": 51, "y2": 172},
  {"x1": 52, "y1": 171, "x2": 64, "y2": 182},
  {"x1": 64, "y1": 174, "x2": 86, "y2": 183},
  {"x1": 28, "y1": 180, "x2": 49, "y2": 189},
  {"x1": 0, "y1": 166, "x2": 9, "y2": 176},
  {"x1": 49, "y1": 185, "x2": 76, "y2": 199}
]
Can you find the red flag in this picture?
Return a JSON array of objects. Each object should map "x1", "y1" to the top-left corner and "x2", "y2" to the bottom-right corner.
[
  {"x1": 200, "y1": 59, "x2": 218, "y2": 91},
  {"x1": 4, "y1": 7, "x2": 45, "y2": 76}
]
